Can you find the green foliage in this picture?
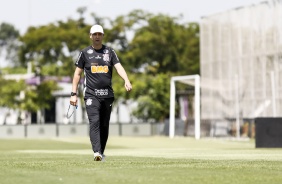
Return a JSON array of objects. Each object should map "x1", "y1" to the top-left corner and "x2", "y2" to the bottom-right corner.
[
  {"x1": 22, "y1": 80, "x2": 60, "y2": 112},
  {"x1": 109, "y1": 11, "x2": 199, "y2": 122},
  {"x1": 18, "y1": 19, "x2": 90, "y2": 76},
  {"x1": 130, "y1": 74, "x2": 171, "y2": 122},
  {"x1": 0, "y1": 76, "x2": 59, "y2": 113},
  {"x1": 0, "y1": 77, "x2": 26, "y2": 109},
  {"x1": 110, "y1": 11, "x2": 200, "y2": 122},
  {"x1": 121, "y1": 12, "x2": 200, "y2": 75},
  {"x1": 0, "y1": 22, "x2": 19, "y2": 45},
  {"x1": 1, "y1": 66, "x2": 27, "y2": 74},
  {"x1": 0, "y1": 22, "x2": 20, "y2": 64}
]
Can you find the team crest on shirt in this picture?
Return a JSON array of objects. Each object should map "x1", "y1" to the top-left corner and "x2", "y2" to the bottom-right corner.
[
  {"x1": 86, "y1": 99, "x2": 92, "y2": 106},
  {"x1": 103, "y1": 53, "x2": 110, "y2": 63},
  {"x1": 87, "y1": 49, "x2": 94, "y2": 54},
  {"x1": 103, "y1": 49, "x2": 110, "y2": 63}
]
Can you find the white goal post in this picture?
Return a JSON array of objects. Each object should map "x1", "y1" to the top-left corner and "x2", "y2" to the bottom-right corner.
[{"x1": 169, "y1": 75, "x2": 201, "y2": 139}]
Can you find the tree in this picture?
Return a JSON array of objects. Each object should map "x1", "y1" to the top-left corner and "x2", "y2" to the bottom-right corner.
[
  {"x1": 21, "y1": 80, "x2": 60, "y2": 112},
  {"x1": 0, "y1": 22, "x2": 62, "y2": 123},
  {"x1": 0, "y1": 75, "x2": 59, "y2": 123},
  {"x1": 123, "y1": 14, "x2": 200, "y2": 75},
  {"x1": 131, "y1": 74, "x2": 171, "y2": 122},
  {"x1": 0, "y1": 22, "x2": 20, "y2": 66},
  {"x1": 18, "y1": 8, "x2": 111, "y2": 77},
  {"x1": 0, "y1": 77, "x2": 26, "y2": 109},
  {"x1": 110, "y1": 10, "x2": 200, "y2": 122},
  {"x1": 18, "y1": 8, "x2": 109, "y2": 123},
  {"x1": 18, "y1": 19, "x2": 89, "y2": 76},
  {"x1": 15, "y1": 9, "x2": 200, "y2": 123}
]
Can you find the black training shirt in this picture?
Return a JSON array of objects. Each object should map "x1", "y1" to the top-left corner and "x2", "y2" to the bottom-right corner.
[{"x1": 75, "y1": 45, "x2": 120, "y2": 98}]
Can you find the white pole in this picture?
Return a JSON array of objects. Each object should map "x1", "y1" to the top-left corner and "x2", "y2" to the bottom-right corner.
[
  {"x1": 236, "y1": 9, "x2": 242, "y2": 139},
  {"x1": 195, "y1": 75, "x2": 201, "y2": 139},
  {"x1": 235, "y1": 74, "x2": 240, "y2": 139},
  {"x1": 169, "y1": 79, "x2": 176, "y2": 138},
  {"x1": 169, "y1": 75, "x2": 201, "y2": 139},
  {"x1": 270, "y1": 71, "x2": 277, "y2": 117}
]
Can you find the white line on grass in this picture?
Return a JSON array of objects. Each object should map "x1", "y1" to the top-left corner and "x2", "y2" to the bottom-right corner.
[{"x1": 16, "y1": 148, "x2": 282, "y2": 161}]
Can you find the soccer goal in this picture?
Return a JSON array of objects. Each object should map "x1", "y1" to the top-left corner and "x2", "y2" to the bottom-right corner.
[{"x1": 169, "y1": 75, "x2": 201, "y2": 139}]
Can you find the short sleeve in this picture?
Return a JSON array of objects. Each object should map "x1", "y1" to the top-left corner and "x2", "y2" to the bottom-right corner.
[
  {"x1": 75, "y1": 51, "x2": 85, "y2": 69},
  {"x1": 111, "y1": 49, "x2": 120, "y2": 65}
]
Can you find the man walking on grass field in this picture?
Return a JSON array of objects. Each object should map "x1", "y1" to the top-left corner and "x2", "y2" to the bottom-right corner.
[{"x1": 70, "y1": 24, "x2": 132, "y2": 161}]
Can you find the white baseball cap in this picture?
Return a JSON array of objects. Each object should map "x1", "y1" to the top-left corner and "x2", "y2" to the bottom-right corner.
[{"x1": 90, "y1": 25, "x2": 104, "y2": 34}]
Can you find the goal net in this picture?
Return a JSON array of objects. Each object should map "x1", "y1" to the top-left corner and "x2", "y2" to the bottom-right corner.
[
  {"x1": 170, "y1": 1, "x2": 282, "y2": 139},
  {"x1": 169, "y1": 75, "x2": 200, "y2": 139}
]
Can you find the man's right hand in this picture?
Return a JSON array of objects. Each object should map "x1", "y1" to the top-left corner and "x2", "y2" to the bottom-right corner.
[{"x1": 70, "y1": 96, "x2": 78, "y2": 106}]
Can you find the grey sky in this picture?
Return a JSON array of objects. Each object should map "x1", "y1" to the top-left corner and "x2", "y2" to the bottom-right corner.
[{"x1": 0, "y1": 0, "x2": 263, "y2": 34}]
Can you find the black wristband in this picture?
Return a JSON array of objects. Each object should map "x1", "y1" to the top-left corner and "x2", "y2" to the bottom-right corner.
[{"x1": 71, "y1": 92, "x2": 77, "y2": 96}]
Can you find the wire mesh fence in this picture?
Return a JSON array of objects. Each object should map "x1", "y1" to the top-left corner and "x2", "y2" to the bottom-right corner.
[{"x1": 200, "y1": 0, "x2": 282, "y2": 122}]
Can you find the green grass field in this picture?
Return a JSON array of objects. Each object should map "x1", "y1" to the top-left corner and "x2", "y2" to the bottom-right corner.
[{"x1": 0, "y1": 136, "x2": 282, "y2": 184}]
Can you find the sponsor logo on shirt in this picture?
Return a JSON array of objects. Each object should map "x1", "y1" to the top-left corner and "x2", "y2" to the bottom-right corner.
[
  {"x1": 95, "y1": 55, "x2": 101, "y2": 59},
  {"x1": 87, "y1": 49, "x2": 94, "y2": 54},
  {"x1": 91, "y1": 65, "x2": 109, "y2": 73},
  {"x1": 89, "y1": 55, "x2": 101, "y2": 60},
  {"x1": 95, "y1": 89, "x2": 108, "y2": 96}
]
